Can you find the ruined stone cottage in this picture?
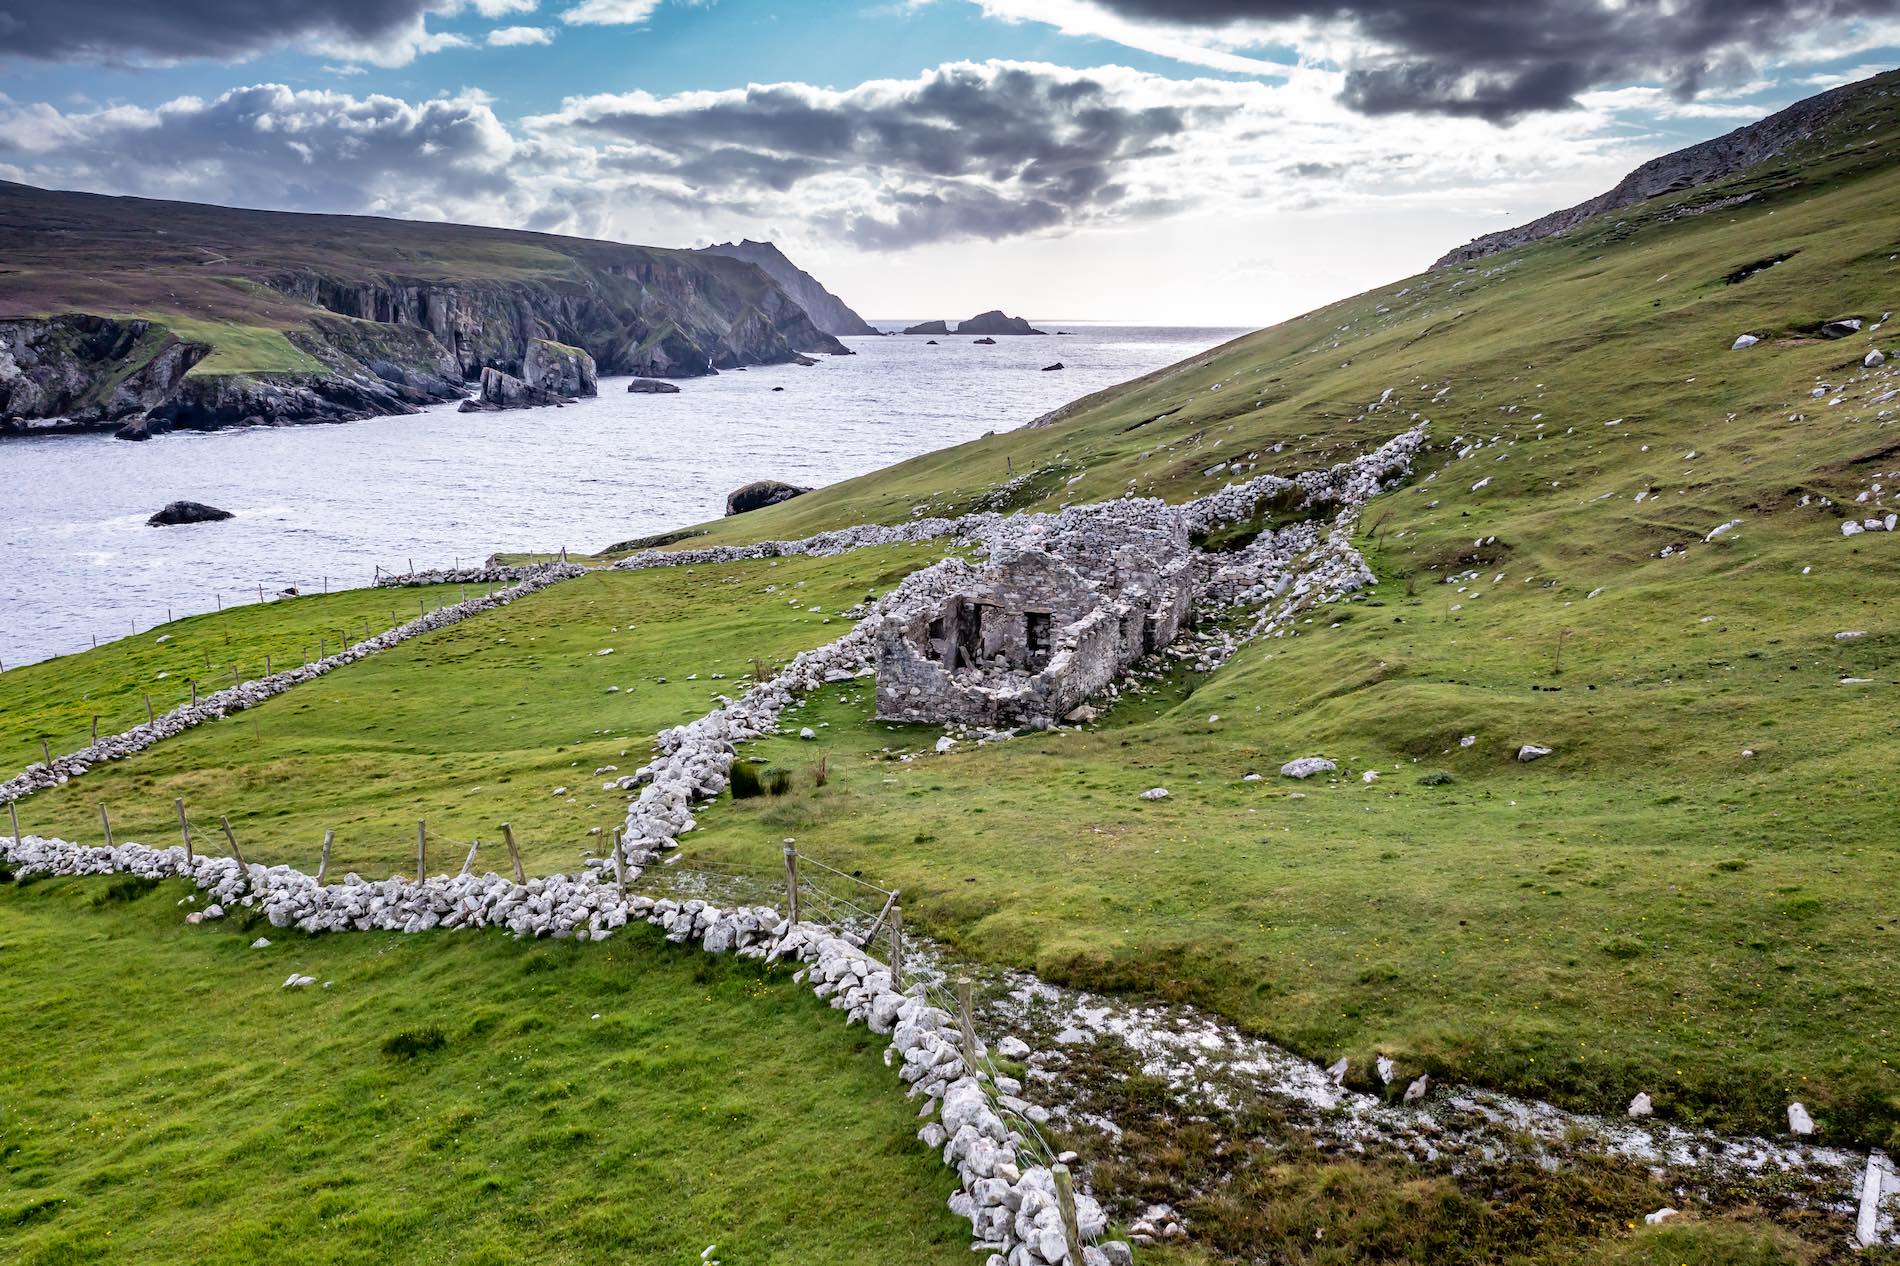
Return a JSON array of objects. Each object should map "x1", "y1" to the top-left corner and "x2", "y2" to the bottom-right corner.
[{"x1": 874, "y1": 516, "x2": 1195, "y2": 729}]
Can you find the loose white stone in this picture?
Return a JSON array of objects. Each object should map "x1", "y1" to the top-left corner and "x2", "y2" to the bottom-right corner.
[
  {"x1": 1516, "y1": 744, "x2": 1553, "y2": 762},
  {"x1": 1138, "y1": 787, "x2": 1170, "y2": 800},
  {"x1": 1280, "y1": 757, "x2": 1336, "y2": 779}
]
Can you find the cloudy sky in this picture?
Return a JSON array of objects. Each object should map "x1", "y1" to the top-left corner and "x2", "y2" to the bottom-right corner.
[{"x1": 1, "y1": 1, "x2": 1895, "y2": 324}]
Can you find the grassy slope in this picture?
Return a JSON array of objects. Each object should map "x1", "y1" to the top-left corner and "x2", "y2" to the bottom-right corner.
[
  {"x1": 0, "y1": 583, "x2": 460, "y2": 772},
  {"x1": 0, "y1": 874, "x2": 966, "y2": 1266},
  {"x1": 644, "y1": 78, "x2": 1900, "y2": 1145},
  {"x1": 10, "y1": 549, "x2": 933, "y2": 879}
]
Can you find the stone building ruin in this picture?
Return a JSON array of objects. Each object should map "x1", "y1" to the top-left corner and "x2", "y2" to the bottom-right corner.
[{"x1": 874, "y1": 516, "x2": 1194, "y2": 729}]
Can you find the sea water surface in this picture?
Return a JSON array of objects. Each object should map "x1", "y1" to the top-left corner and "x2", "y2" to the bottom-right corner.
[{"x1": 2, "y1": 324, "x2": 1245, "y2": 668}]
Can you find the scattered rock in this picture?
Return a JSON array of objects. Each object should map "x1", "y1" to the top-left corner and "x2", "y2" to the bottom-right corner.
[
  {"x1": 147, "y1": 500, "x2": 233, "y2": 527},
  {"x1": 1629, "y1": 1092, "x2": 1653, "y2": 1118},
  {"x1": 1645, "y1": 1207, "x2": 1679, "y2": 1225},
  {"x1": 1865, "y1": 349, "x2": 1887, "y2": 368},
  {"x1": 250, "y1": 937, "x2": 271, "y2": 949},
  {"x1": 799, "y1": 727, "x2": 817, "y2": 740},
  {"x1": 1280, "y1": 757, "x2": 1336, "y2": 779},
  {"x1": 1139, "y1": 787, "x2": 1170, "y2": 800},
  {"x1": 997, "y1": 1035, "x2": 1032, "y2": 1060},
  {"x1": 1731, "y1": 333, "x2": 1760, "y2": 350},
  {"x1": 1403, "y1": 1074, "x2": 1431, "y2": 1104},
  {"x1": 1821, "y1": 317, "x2": 1863, "y2": 338},
  {"x1": 1788, "y1": 1101, "x2": 1815, "y2": 1135},
  {"x1": 1516, "y1": 744, "x2": 1553, "y2": 762},
  {"x1": 283, "y1": 974, "x2": 316, "y2": 989}
]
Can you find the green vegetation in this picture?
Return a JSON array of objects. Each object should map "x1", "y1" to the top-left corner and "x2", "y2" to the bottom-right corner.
[
  {"x1": 161, "y1": 317, "x2": 326, "y2": 376},
  {"x1": 0, "y1": 873, "x2": 965, "y2": 1265},
  {"x1": 12, "y1": 549, "x2": 933, "y2": 879},
  {"x1": 0, "y1": 583, "x2": 460, "y2": 771}
]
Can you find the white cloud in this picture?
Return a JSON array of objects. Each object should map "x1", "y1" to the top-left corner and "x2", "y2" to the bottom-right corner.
[
  {"x1": 560, "y1": 0, "x2": 663, "y2": 25},
  {"x1": 470, "y1": 0, "x2": 539, "y2": 14},
  {"x1": 488, "y1": 24, "x2": 554, "y2": 45}
]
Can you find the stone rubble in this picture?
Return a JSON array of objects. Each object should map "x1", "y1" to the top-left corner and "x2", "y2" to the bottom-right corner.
[
  {"x1": 0, "y1": 564, "x2": 583, "y2": 806},
  {"x1": 0, "y1": 830, "x2": 1126, "y2": 1266}
]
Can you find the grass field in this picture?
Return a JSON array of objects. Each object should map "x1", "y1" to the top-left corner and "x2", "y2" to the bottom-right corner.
[
  {"x1": 8, "y1": 548, "x2": 935, "y2": 880},
  {"x1": 0, "y1": 583, "x2": 461, "y2": 772},
  {"x1": 0, "y1": 873, "x2": 967, "y2": 1266}
]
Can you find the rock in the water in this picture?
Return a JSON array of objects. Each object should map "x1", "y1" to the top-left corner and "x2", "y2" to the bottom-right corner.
[
  {"x1": 726, "y1": 479, "x2": 812, "y2": 516},
  {"x1": 1731, "y1": 333, "x2": 1760, "y2": 350},
  {"x1": 147, "y1": 500, "x2": 234, "y2": 527},
  {"x1": 958, "y1": 310, "x2": 1046, "y2": 336},
  {"x1": 924, "y1": 338, "x2": 939, "y2": 344},
  {"x1": 1041, "y1": 362, "x2": 1065, "y2": 371},
  {"x1": 1516, "y1": 744, "x2": 1553, "y2": 762},
  {"x1": 971, "y1": 336, "x2": 997, "y2": 345},
  {"x1": 522, "y1": 338, "x2": 597, "y2": 399},
  {"x1": 1280, "y1": 757, "x2": 1336, "y2": 779},
  {"x1": 626, "y1": 377, "x2": 682, "y2": 393},
  {"x1": 459, "y1": 367, "x2": 552, "y2": 412},
  {"x1": 902, "y1": 320, "x2": 950, "y2": 335}
]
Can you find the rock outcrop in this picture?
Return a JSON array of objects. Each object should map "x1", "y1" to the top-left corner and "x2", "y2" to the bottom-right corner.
[
  {"x1": 726, "y1": 479, "x2": 812, "y2": 516},
  {"x1": 958, "y1": 310, "x2": 1046, "y2": 336},
  {"x1": 626, "y1": 377, "x2": 681, "y2": 394},
  {"x1": 522, "y1": 339, "x2": 597, "y2": 399},
  {"x1": 696, "y1": 239, "x2": 877, "y2": 337},
  {"x1": 1434, "y1": 69, "x2": 1895, "y2": 268},
  {"x1": 0, "y1": 316, "x2": 208, "y2": 432},
  {"x1": 903, "y1": 320, "x2": 951, "y2": 336},
  {"x1": 459, "y1": 367, "x2": 559, "y2": 412},
  {"x1": 147, "y1": 500, "x2": 233, "y2": 527}
]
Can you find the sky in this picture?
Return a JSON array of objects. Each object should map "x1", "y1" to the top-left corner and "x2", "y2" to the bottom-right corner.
[{"x1": 0, "y1": 1, "x2": 1896, "y2": 326}]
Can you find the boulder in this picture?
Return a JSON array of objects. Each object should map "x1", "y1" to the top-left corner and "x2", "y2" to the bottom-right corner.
[
  {"x1": 1280, "y1": 757, "x2": 1336, "y2": 779},
  {"x1": 626, "y1": 377, "x2": 682, "y2": 394},
  {"x1": 726, "y1": 479, "x2": 811, "y2": 516},
  {"x1": 1865, "y1": 349, "x2": 1886, "y2": 368},
  {"x1": 957, "y1": 310, "x2": 1047, "y2": 336},
  {"x1": 903, "y1": 320, "x2": 950, "y2": 335},
  {"x1": 1821, "y1": 317, "x2": 1863, "y2": 339},
  {"x1": 1516, "y1": 744, "x2": 1553, "y2": 762},
  {"x1": 459, "y1": 367, "x2": 559, "y2": 412},
  {"x1": 147, "y1": 500, "x2": 234, "y2": 527},
  {"x1": 1730, "y1": 333, "x2": 1760, "y2": 350},
  {"x1": 972, "y1": 336, "x2": 997, "y2": 345},
  {"x1": 1041, "y1": 362, "x2": 1065, "y2": 371}
]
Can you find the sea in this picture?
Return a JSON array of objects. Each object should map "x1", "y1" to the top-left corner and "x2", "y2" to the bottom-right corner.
[{"x1": 0, "y1": 323, "x2": 1247, "y2": 668}]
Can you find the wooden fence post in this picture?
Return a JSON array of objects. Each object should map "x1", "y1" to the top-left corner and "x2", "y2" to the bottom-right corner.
[
  {"x1": 956, "y1": 977, "x2": 981, "y2": 1069},
  {"x1": 889, "y1": 904, "x2": 904, "y2": 990},
  {"x1": 144, "y1": 693, "x2": 155, "y2": 724},
  {"x1": 40, "y1": 738, "x2": 51, "y2": 765},
  {"x1": 231, "y1": 668, "x2": 240, "y2": 689},
  {"x1": 317, "y1": 830, "x2": 334, "y2": 883},
  {"x1": 1051, "y1": 1164, "x2": 1085, "y2": 1265},
  {"x1": 416, "y1": 820, "x2": 427, "y2": 881},
  {"x1": 189, "y1": 680, "x2": 198, "y2": 705},
  {"x1": 218, "y1": 817, "x2": 247, "y2": 892},
  {"x1": 783, "y1": 842, "x2": 800, "y2": 924},
  {"x1": 611, "y1": 828, "x2": 627, "y2": 896},
  {"x1": 91, "y1": 715, "x2": 100, "y2": 743},
  {"x1": 8, "y1": 799, "x2": 21, "y2": 847},
  {"x1": 175, "y1": 799, "x2": 193, "y2": 864},
  {"x1": 264, "y1": 654, "x2": 272, "y2": 675},
  {"x1": 98, "y1": 803, "x2": 113, "y2": 850},
  {"x1": 461, "y1": 838, "x2": 480, "y2": 877},
  {"x1": 501, "y1": 822, "x2": 524, "y2": 883}
]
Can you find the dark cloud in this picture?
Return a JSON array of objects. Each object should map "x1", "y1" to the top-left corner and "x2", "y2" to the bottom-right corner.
[
  {"x1": 1074, "y1": 0, "x2": 1900, "y2": 120},
  {"x1": 546, "y1": 62, "x2": 1202, "y2": 247},
  {"x1": 0, "y1": 0, "x2": 450, "y2": 65}
]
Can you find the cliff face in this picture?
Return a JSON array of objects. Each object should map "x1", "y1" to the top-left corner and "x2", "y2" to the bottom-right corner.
[
  {"x1": 1434, "y1": 70, "x2": 1897, "y2": 268},
  {"x1": 0, "y1": 181, "x2": 851, "y2": 437},
  {"x1": 696, "y1": 239, "x2": 878, "y2": 337}
]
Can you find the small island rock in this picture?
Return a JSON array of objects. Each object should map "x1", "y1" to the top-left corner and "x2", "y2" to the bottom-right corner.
[
  {"x1": 903, "y1": 320, "x2": 950, "y2": 335},
  {"x1": 957, "y1": 310, "x2": 1047, "y2": 336},
  {"x1": 626, "y1": 377, "x2": 681, "y2": 394},
  {"x1": 147, "y1": 500, "x2": 234, "y2": 527}
]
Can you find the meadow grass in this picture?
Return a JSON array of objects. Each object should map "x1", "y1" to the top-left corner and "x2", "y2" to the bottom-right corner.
[
  {"x1": 9, "y1": 548, "x2": 936, "y2": 880},
  {"x1": 0, "y1": 583, "x2": 462, "y2": 772},
  {"x1": 0, "y1": 872, "x2": 966, "y2": 1265}
]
